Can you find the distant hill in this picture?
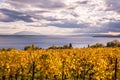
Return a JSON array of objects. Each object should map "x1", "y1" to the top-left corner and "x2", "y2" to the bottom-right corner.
[
  {"x1": 13, "y1": 31, "x2": 41, "y2": 35},
  {"x1": 93, "y1": 34, "x2": 120, "y2": 37}
]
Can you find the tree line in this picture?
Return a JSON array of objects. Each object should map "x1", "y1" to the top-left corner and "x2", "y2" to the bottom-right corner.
[
  {"x1": 0, "y1": 40, "x2": 120, "y2": 51},
  {"x1": 89, "y1": 40, "x2": 120, "y2": 48},
  {"x1": 23, "y1": 40, "x2": 120, "y2": 50}
]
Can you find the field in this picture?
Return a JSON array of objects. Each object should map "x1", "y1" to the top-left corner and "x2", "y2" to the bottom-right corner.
[{"x1": 0, "y1": 48, "x2": 120, "y2": 80}]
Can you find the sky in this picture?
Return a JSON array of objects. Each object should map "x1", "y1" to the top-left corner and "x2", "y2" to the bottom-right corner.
[{"x1": 0, "y1": 0, "x2": 120, "y2": 35}]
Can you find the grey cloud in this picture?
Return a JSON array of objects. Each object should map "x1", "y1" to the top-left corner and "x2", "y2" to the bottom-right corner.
[
  {"x1": 105, "y1": 21, "x2": 120, "y2": 32},
  {"x1": 26, "y1": 13, "x2": 63, "y2": 22},
  {"x1": 48, "y1": 21, "x2": 89, "y2": 28},
  {"x1": 0, "y1": 8, "x2": 52, "y2": 22},
  {"x1": 5, "y1": 1, "x2": 29, "y2": 9},
  {"x1": 105, "y1": 0, "x2": 120, "y2": 13},
  {"x1": 74, "y1": 20, "x2": 120, "y2": 34},
  {"x1": 2, "y1": 0, "x2": 66, "y2": 23},
  {"x1": 44, "y1": 17, "x2": 64, "y2": 21},
  {"x1": 0, "y1": 8, "x2": 33, "y2": 22},
  {"x1": 93, "y1": 21, "x2": 120, "y2": 33},
  {"x1": 38, "y1": 1, "x2": 65, "y2": 9},
  {"x1": 6, "y1": 0, "x2": 66, "y2": 9},
  {"x1": 1, "y1": 0, "x2": 120, "y2": 35},
  {"x1": 76, "y1": 1, "x2": 88, "y2": 4},
  {"x1": 89, "y1": 21, "x2": 120, "y2": 33},
  {"x1": 90, "y1": 21, "x2": 120, "y2": 33}
]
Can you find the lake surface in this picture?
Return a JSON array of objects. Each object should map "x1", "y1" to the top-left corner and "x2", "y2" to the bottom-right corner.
[{"x1": 0, "y1": 35, "x2": 120, "y2": 49}]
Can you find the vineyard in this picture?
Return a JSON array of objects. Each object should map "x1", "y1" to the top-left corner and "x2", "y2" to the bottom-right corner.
[{"x1": 0, "y1": 48, "x2": 120, "y2": 80}]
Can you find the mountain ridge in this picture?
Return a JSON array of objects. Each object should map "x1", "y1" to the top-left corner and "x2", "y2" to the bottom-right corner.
[{"x1": 13, "y1": 31, "x2": 41, "y2": 35}]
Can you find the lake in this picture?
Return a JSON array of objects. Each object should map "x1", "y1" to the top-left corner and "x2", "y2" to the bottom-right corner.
[{"x1": 0, "y1": 35, "x2": 120, "y2": 49}]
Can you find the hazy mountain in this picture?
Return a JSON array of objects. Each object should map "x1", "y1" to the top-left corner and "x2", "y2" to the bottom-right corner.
[
  {"x1": 13, "y1": 31, "x2": 41, "y2": 35},
  {"x1": 93, "y1": 34, "x2": 120, "y2": 37}
]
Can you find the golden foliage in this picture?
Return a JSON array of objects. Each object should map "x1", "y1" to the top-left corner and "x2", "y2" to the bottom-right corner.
[{"x1": 0, "y1": 48, "x2": 120, "y2": 79}]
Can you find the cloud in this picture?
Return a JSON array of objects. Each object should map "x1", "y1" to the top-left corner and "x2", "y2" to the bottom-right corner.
[
  {"x1": 0, "y1": 8, "x2": 33, "y2": 22},
  {"x1": 76, "y1": 1, "x2": 88, "y2": 4},
  {"x1": 104, "y1": 21, "x2": 120, "y2": 32},
  {"x1": 5, "y1": 0, "x2": 66, "y2": 9},
  {"x1": 48, "y1": 21, "x2": 89, "y2": 28},
  {"x1": 105, "y1": 0, "x2": 120, "y2": 13},
  {"x1": 90, "y1": 21, "x2": 120, "y2": 33},
  {"x1": 74, "y1": 20, "x2": 120, "y2": 34},
  {"x1": 0, "y1": 0, "x2": 120, "y2": 35}
]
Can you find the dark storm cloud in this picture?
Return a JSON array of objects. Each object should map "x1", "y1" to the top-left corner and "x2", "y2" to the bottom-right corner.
[{"x1": 0, "y1": 8, "x2": 33, "y2": 22}]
